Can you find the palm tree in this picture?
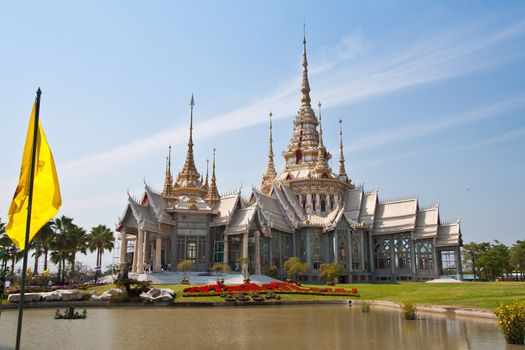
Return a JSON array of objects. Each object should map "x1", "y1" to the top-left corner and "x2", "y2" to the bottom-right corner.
[
  {"x1": 50, "y1": 216, "x2": 75, "y2": 284},
  {"x1": 31, "y1": 221, "x2": 55, "y2": 273},
  {"x1": 88, "y1": 225, "x2": 115, "y2": 271},
  {"x1": 66, "y1": 226, "x2": 88, "y2": 275}
]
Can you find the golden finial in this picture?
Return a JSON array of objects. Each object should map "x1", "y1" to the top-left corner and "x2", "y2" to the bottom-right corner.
[
  {"x1": 339, "y1": 117, "x2": 347, "y2": 179},
  {"x1": 318, "y1": 102, "x2": 323, "y2": 147},
  {"x1": 162, "y1": 145, "x2": 174, "y2": 198},
  {"x1": 301, "y1": 26, "x2": 311, "y2": 107},
  {"x1": 206, "y1": 148, "x2": 220, "y2": 205},
  {"x1": 175, "y1": 95, "x2": 202, "y2": 191}
]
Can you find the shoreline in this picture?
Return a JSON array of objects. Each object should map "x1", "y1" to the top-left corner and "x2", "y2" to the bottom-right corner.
[{"x1": 0, "y1": 299, "x2": 496, "y2": 319}]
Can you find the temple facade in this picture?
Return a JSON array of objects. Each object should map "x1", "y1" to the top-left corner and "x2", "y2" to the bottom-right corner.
[{"x1": 116, "y1": 36, "x2": 463, "y2": 282}]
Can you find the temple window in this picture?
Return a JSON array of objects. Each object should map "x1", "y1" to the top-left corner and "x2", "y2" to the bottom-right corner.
[
  {"x1": 374, "y1": 237, "x2": 391, "y2": 269},
  {"x1": 320, "y1": 194, "x2": 327, "y2": 213},
  {"x1": 312, "y1": 235, "x2": 321, "y2": 258},
  {"x1": 295, "y1": 149, "x2": 303, "y2": 164},
  {"x1": 394, "y1": 234, "x2": 411, "y2": 270},
  {"x1": 302, "y1": 194, "x2": 307, "y2": 211},
  {"x1": 416, "y1": 240, "x2": 434, "y2": 270},
  {"x1": 312, "y1": 195, "x2": 317, "y2": 211},
  {"x1": 187, "y1": 241, "x2": 196, "y2": 262}
]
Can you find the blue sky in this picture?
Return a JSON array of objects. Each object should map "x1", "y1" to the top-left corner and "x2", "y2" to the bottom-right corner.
[{"x1": 1, "y1": 1, "x2": 524, "y2": 267}]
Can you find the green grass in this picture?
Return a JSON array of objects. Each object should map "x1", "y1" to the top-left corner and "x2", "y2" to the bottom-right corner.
[
  {"x1": 316, "y1": 282, "x2": 525, "y2": 309},
  {"x1": 10, "y1": 281, "x2": 525, "y2": 309}
]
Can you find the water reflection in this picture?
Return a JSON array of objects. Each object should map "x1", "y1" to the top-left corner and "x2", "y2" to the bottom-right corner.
[{"x1": 0, "y1": 305, "x2": 520, "y2": 350}]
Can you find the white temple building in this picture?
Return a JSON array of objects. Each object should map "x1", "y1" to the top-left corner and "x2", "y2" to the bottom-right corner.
[{"x1": 116, "y1": 35, "x2": 462, "y2": 282}]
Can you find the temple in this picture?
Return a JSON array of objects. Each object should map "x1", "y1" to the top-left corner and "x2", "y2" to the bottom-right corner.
[{"x1": 116, "y1": 35, "x2": 463, "y2": 282}]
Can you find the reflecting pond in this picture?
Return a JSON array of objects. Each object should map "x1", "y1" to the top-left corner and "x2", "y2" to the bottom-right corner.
[{"x1": 0, "y1": 305, "x2": 520, "y2": 349}]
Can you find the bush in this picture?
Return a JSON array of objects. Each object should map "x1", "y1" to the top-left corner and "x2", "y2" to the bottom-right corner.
[
  {"x1": 494, "y1": 301, "x2": 525, "y2": 344},
  {"x1": 401, "y1": 302, "x2": 417, "y2": 320},
  {"x1": 319, "y1": 263, "x2": 342, "y2": 284}
]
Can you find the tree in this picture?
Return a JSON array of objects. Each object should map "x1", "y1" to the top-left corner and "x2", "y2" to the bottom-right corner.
[
  {"x1": 50, "y1": 216, "x2": 75, "y2": 284},
  {"x1": 66, "y1": 225, "x2": 88, "y2": 276},
  {"x1": 283, "y1": 257, "x2": 308, "y2": 280},
  {"x1": 177, "y1": 259, "x2": 193, "y2": 280},
  {"x1": 236, "y1": 257, "x2": 250, "y2": 280},
  {"x1": 211, "y1": 262, "x2": 231, "y2": 282},
  {"x1": 510, "y1": 240, "x2": 525, "y2": 281},
  {"x1": 320, "y1": 262, "x2": 342, "y2": 284},
  {"x1": 88, "y1": 225, "x2": 115, "y2": 281},
  {"x1": 477, "y1": 241, "x2": 511, "y2": 281},
  {"x1": 462, "y1": 242, "x2": 490, "y2": 281},
  {"x1": 30, "y1": 221, "x2": 54, "y2": 274}
]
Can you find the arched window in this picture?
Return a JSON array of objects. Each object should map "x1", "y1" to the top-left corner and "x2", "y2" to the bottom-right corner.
[
  {"x1": 320, "y1": 194, "x2": 327, "y2": 213},
  {"x1": 300, "y1": 237, "x2": 307, "y2": 261},
  {"x1": 312, "y1": 235, "x2": 321, "y2": 258},
  {"x1": 295, "y1": 149, "x2": 303, "y2": 164}
]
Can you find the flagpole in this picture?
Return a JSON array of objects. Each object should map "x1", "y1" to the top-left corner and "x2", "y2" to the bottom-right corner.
[{"x1": 15, "y1": 88, "x2": 41, "y2": 350}]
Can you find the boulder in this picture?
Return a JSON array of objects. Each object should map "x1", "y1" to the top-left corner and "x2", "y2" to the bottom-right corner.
[
  {"x1": 40, "y1": 291, "x2": 62, "y2": 301},
  {"x1": 92, "y1": 288, "x2": 124, "y2": 301},
  {"x1": 8, "y1": 293, "x2": 42, "y2": 303},
  {"x1": 140, "y1": 288, "x2": 175, "y2": 302},
  {"x1": 57, "y1": 289, "x2": 84, "y2": 301}
]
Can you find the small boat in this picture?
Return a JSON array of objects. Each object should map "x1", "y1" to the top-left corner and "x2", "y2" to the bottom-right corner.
[{"x1": 55, "y1": 307, "x2": 87, "y2": 320}]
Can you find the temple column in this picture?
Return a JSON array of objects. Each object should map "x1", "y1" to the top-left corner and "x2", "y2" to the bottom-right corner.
[
  {"x1": 242, "y1": 231, "x2": 249, "y2": 258},
  {"x1": 223, "y1": 235, "x2": 229, "y2": 265},
  {"x1": 348, "y1": 230, "x2": 353, "y2": 273},
  {"x1": 433, "y1": 238, "x2": 439, "y2": 277},
  {"x1": 327, "y1": 195, "x2": 332, "y2": 212},
  {"x1": 390, "y1": 238, "x2": 396, "y2": 276},
  {"x1": 132, "y1": 235, "x2": 138, "y2": 273},
  {"x1": 315, "y1": 194, "x2": 320, "y2": 215},
  {"x1": 307, "y1": 193, "x2": 313, "y2": 215},
  {"x1": 137, "y1": 228, "x2": 144, "y2": 274},
  {"x1": 333, "y1": 232, "x2": 338, "y2": 264},
  {"x1": 306, "y1": 231, "x2": 312, "y2": 269},
  {"x1": 154, "y1": 237, "x2": 162, "y2": 272},
  {"x1": 334, "y1": 195, "x2": 339, "y2": 207},
  {"x1": 119, "y1": 231, "x2": 127, "y2": 265},
  {"x1": 410, "y1": 234, "x2": 417, "y2": 280},
  {"x1": 360, "y1": 231, "x2": 365, "y2": 272},
  {"x1": 255, "y1": 231, "x2": 261, "y2": 275},
  {"x1": 143, "y1": 231, "x2": 149, "y2": 271},
  {"x1": 455, "y1": 246, "x2": 463, "y2": 281}
]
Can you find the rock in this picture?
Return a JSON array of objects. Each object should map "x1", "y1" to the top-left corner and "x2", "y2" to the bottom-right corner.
[
  {"x1": 8, "y1": 293, "x2": 42, "y2": 303},
  {"x1": 141, "y1": 288, "x2": 175, "y2": 302},
  {"x1": 41, "y1": 291, "x2": 62, "y2": 301},
  {"x1": 92, "y1": 288, "x2": 124, "y2": 301},
  {"x1": 57, "y1": 289, "x2": 84, "y2": 301}
]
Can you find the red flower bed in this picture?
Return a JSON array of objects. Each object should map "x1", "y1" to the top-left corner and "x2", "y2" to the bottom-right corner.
[{"x1": 182, "y1": 282, "x2": 359, "y2": 297}]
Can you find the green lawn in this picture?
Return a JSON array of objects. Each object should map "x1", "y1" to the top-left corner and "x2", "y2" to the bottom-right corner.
[
  {"x1": 319, "y1": 282, "x2": 525, "y2": 309},
  {"x1": 5, "y1": 282, "x2": 524, "y2": 309}
]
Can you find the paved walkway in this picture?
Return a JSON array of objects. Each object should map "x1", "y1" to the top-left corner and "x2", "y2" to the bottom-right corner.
[{"x1": 103, "y1": 272, "x2": 280, "y2": 285}]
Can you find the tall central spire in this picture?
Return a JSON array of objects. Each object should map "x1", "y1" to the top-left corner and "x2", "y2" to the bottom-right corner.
[
  {"x1": 175, "y1": 94, "x2": 201, "y2": 188},
  {"x1": 300, "y1": 25, "x2": 312, "y2": 108}
]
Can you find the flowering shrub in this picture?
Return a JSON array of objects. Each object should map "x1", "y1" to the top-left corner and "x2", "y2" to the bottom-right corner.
[
  {"x1": 495, "y1": 301, "x2": 525, "y2": 344},
  {"x1": 182, "y1": 282, "x2": 359, "y2": 297}
]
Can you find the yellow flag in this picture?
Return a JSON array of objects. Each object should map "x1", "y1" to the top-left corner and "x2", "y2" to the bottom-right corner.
[{"x1": 6, "y1": 100, "x2": 62, "y2": 250}]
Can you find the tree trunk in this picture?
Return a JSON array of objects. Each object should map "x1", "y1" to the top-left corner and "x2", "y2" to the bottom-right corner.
[
  {"x1": 33, "y1": 241, "x2": 40, "y2": 274},
  {"x1": 44, "y1": 249, "x2": 48, "y2": 271}
]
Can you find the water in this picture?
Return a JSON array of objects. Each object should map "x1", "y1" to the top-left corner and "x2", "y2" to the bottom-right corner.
[{"x1": 0, "y1": 305, "x2": 520, "y2": 349}]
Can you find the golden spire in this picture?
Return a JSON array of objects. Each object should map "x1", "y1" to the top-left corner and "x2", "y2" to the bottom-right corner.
[
  {"x1": 315, "y1": 102, "x2": 329, "y2": 173},
  {"x1": 301, "y1": 24, "x2": 311, "y2": 108},
  {"x1": 205, "y1": 148, "x2": 220, "y2": 206},
  {"x1": 162, "y1": 145, "x2": 174, "y2": 198},
  {"x1": 339, "y1": 118, "x2": 348, "y2": 180},
  {"x1": 261, "y1": 112, "x2": 277, "y2": 194},
  {"x1": 175, "y1": 94, "x2": 202, "y2": 189},
  {"x1": 203, "y1": 159, "x2": 209, "y2": 191}
]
